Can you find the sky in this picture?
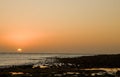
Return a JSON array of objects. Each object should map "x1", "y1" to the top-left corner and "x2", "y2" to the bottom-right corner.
[{"x1": 0, "y1": 0, "x2": 120, "y2": 54}]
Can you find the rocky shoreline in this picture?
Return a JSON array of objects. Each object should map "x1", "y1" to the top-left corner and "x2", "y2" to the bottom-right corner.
[{"x1": 1, "y1": 54, "x2": 120, "y2": 77}]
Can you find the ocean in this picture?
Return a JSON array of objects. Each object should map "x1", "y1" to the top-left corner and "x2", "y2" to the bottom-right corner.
[{"x1": 0, "y1": 53, "x2": 83, "y2": 67}]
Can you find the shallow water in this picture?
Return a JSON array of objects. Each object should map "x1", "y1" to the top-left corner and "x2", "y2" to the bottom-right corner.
[{"x1": 0, "y1": 53, "x2": 83, "y2": 67}]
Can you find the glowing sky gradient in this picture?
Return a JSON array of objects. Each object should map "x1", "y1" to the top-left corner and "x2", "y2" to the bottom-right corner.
[{"x1": 0, "y1": 0, "x2": 120, "y2": 53}]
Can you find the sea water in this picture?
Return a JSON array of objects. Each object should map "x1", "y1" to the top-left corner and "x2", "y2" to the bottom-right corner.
[{"x1": 0, "y1": 53, "x2": 83, "y2": 67}]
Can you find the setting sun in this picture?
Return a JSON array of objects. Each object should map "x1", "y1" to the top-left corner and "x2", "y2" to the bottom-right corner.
[{"x1": 17, "y1": 48, "x2": 22, "y2": 52}]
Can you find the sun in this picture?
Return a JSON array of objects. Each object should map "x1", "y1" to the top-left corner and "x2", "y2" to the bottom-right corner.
[{"x1": 17, "y1": 48, "x2": 22, "y2": 52}]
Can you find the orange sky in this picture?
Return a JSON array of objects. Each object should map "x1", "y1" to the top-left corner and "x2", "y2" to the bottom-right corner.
[{"x1": 0, "y1": 0, "x2": 120, "y2": 54}]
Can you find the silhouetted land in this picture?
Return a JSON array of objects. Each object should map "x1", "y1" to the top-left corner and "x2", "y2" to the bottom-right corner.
[
  {"x1": 0, "y1": 54, "x2": 120, "y2": 77},
  {"x1": 56, "y1": 54, "x2": 120, "y2": 68}
]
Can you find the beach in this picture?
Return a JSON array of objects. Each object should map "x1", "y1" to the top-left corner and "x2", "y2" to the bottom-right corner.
[{"x1": 0, "y1": 53, "x2": 120, "y2": 77}]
